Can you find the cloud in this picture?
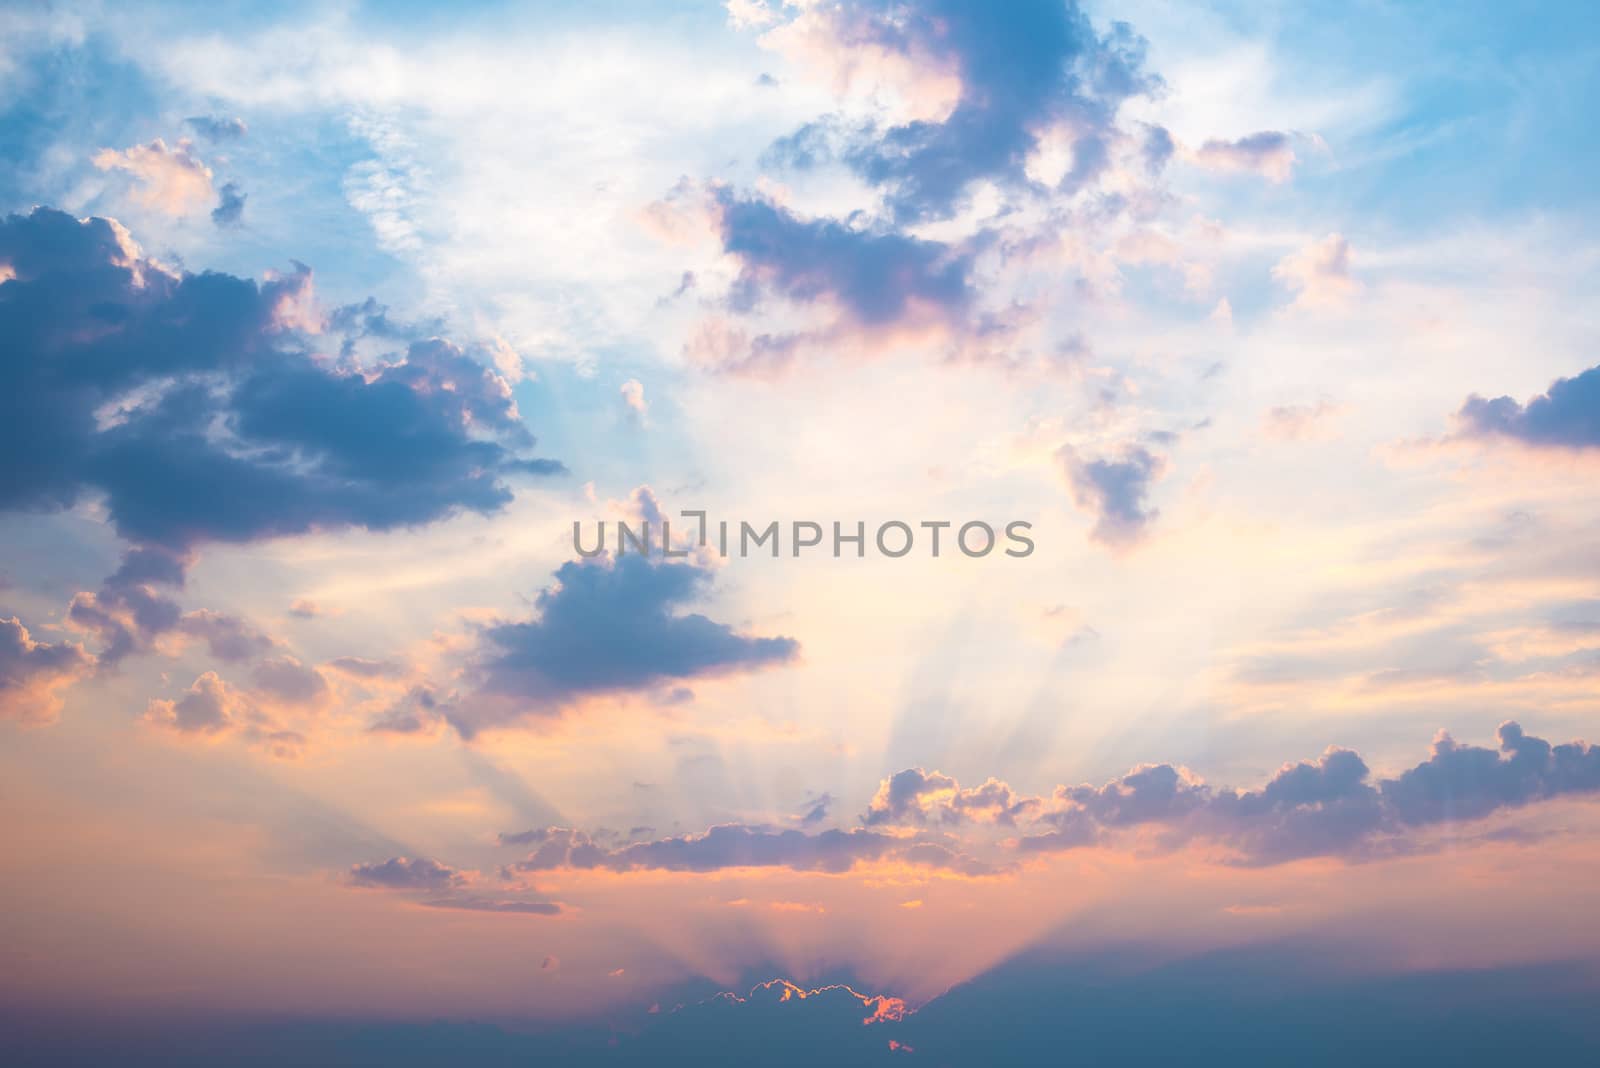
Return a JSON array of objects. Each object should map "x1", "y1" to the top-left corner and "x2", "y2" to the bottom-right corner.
[
  {"x1": 0, "y1": 207, "x2": 562, "y2": 553},
  {"x1": 1381, "y1": 722, "x2": 1600, "y2": 825},
  {"x1": 620, "y1": 378, "x2": 648, "y2": 421},
  {"x1": 1457, "y1": 362, "x2": 1600, "y2": 450},
  {"x1": 756, "y1": 0, "x2": 1161, "y2": 222},
  {"x1": 250, "y1": 656, "x2": 329, "y2": 705},
  {"x1": 863, "y1": 768, "x2": 1037, "y2": 826},
  {"x1": 347, "y1": 856, "x2": 465, "y2": 891},
  {"x1": 503, "y1": 824, "x2": 989, "y2": 876},
  {"x1": 62, "y1": 553, "x2": 272, "y2": 669},
  {"x1": 718, "y1": 189, "x2": 975, "y2": 326},
  {"x1": 179, "y1": 609, "x2": 275, "y2": 662},
  {"x1": 689, "y1": 188, "x2": 1013, "y2": 373},
  {"x1": 212, "y1": 181, "x2": 246, "y2": 227},
  {"x1": 143, "y1": 671, "x2": 248, "y2": 734},
  {"x1": 1273, "y1": 233, "x2": 1357, "y2": 308},
  {"x1": 1191, "y1": 131, "x2": 1297, "y2": 182},
  {"x1": 327, "y1": 655, "x2": 402, "y2": 678},
  {"x1": 1057, "y1": 444, "x2": 1166, "y2": 547},
  {"x1": 460, "y1": 554, "x2": 797, "y2": 732},
  {"x1": 798, "y1": 792, "x2": 834, "y2": 825},
  {"x1": 367, "y1": 685, "x2": 448, "y2": 736},
  {"x1": 418, "y1": 896, "x2": 561, "y2": 916},
  {"x1": 681, "y1": 1, "x2": 1168, "y2": 374},
  {"x1": 185, "y1": 115, "x2": 248, "y2": 143},
  {"x1": 917, "y1": 722, "x2": 1600, "y2": 865},
  {"x1": 0, "y1": 616, "x2": 94, "y2": 725},
  {"x1": 141, "y1": 669, "x2": 313, "y2": 758},
  {"x1": 1059, "y1": 762, "x2": 1209, "y2": 827},
  {"x1": 92, "y1": 138, "x2": 216, "y2": 215}
]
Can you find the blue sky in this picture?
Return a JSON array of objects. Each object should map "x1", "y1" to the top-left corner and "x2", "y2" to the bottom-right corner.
[{"x1": 3, "y1": 0, "x2": 1600, "y2": 1062}]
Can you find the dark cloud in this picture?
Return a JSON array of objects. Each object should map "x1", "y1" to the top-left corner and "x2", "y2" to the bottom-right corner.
[
  {"x1": 799, "y1": 792, "x2": 834, "y2": 825},
  {"x1": 1458, "y1": 363, "x2": 1600, "y2": 450},
  {"x1": 211, "y1": 181, "x2": 246, "y2": 227},
  {"x1": 108, "y1": 545, "x2": 192, "y2": 588},
  {"x1": 460, "y1": 555, "x2": 797, "y2": 732},
  {"x1": 684, "y1": 2, "x2": 1168, "y2": 373},
  {"x1": 716, "y1": 189, "x2": 976, "y2": 326},
  {"x1": 67, "y1": 574, "x2": 182, "y2": 664},
  {"x1": 769, "y1": 0, "x2": 1160, "y2": 222},
  {"x1": 1381, "y1": 722, "x2": 1600, "y2": 825},
  {"x1": 1059, "y1": 762, "x2": 1208, "y2": 826},
  {"x1": 250, "y1": 656, "x2": 328, "y2": 704},
  {"x1": 347, "y1": 856, "x2": 464, "y2": 891},
  {"x1": 0, "y1": 207, "x2": 561, "y2": 553},
  {"x1": 502, "y1": 824, "x2": 985, "y2": 876},
  {"x1": 692, "y1": 188, "x2": 1010, "y2": 372},
  {"x1": 63, "y1": 551, "x2": 269, "y2": 667},
  {"x1": 1058, "y1": 444, "x2": 1166, "y2": 547},
  {"x1": 876, "y1": 722, "x2": 1600, "y2": 866},
  {"x1": 0, "y1": 615, "x2": 94, "y2": 723},
  {"x1": 185, "y1": 115, "x2": 248, "y2": 142},
  {"x1": 1204, "y1": 748, "x2": 1387, "y2": 864},
  {"x1": 366, "y1": 685, "x2": 446, "y2": 735}
]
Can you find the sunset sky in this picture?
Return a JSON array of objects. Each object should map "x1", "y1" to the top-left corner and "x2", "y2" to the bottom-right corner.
[{"x1": 3, "y1": 0, "x2": 1600, "y2": 1063}]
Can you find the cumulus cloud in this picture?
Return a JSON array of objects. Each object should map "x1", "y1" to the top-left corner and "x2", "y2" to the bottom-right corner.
[
  {"x1": 892, "y1": 722, "x2": 1600, "y2": 865},
  {"x1": 1057, "y1": 444, "x2": 1166, "y2": 547},
  {"x1": 1191, "y1": 130, "x2": 1297, "y2": 182},
  {"x1": 620, "y1": 378, "x2": 648, "y2": 421},
  {"x1": 92, "y1": 138, "x2": 216, "y2": 215},
  {"x1": 1381, "y1": 722, "x2": 1600, "y2": 825},
  {"x1": 0, "y1": 207, "x2": 562, "y2": 554},
  {"x1": 141, "y1": 669, "x2": 312, "y2": 758},
  {"x1": 682, "y1": 1, "x2": 1167, "y2": 373},
  {"x1": 483, "y1": 725, "x2": 1600, "y2": 879},
  {"x1": 0, "y1": 616, "x2": 93, "y2": 724},
  {"x1": 863, "y1": 768, "x2": 1037, "y2": 826},
  {"x1": 1457, "y1": 362, "x2": 1600, "y2": 450},
  {"x1": 757, "y1": 0, "x2": 1161, "y2": 222},
  {"x1": 1273, "y1": 233, "x2": 1357, "y2": 308},
  {"x1": 62, "y1": 551, "x2": 273, "y2": 670},
  {"x1": 460, "y1": 555, "x2": 797, "y2": 733},
  {"x1": 347, "y1": 856, "x2": 465, "y2": 890},
  {"x1": 143, "y1": 670, "x2": 248, "y2": 733}
]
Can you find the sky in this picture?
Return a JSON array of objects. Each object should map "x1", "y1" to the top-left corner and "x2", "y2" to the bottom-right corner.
[{"x1": 2, "y1": 0, "x2": 1600, "y2": 1062}]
